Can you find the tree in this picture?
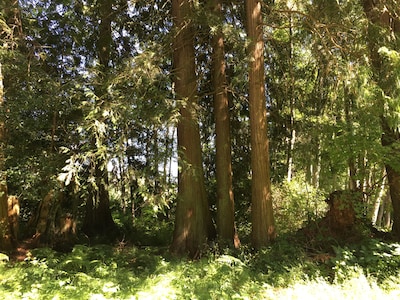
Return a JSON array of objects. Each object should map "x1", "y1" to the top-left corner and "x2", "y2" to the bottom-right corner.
[
  {"x1": 363, "y1": 0, "x2": 400, "y2": 237},
  {"x1": 0, "y1": 0, "x2": 23, "y2": 250},
  {"x1": 245, "y1": 0, "x2": 275, "y2": 248},
  {"x1": 210, "y1": 0, "x2": 238, "y2": 247},
  {"x1": 170, "y1": 0, "x2": 215, "y2": 257},
  {"x1": 82, "y1": 0, "x2": 116, "y2": 237},
  {"x1": 0, "y1": 62, "x2": 11, "y2": 250}
]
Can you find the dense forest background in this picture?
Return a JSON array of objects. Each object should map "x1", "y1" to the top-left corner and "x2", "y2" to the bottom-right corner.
[{"x1": 1, "y1": 0, "x2": 400, "y2": 297}]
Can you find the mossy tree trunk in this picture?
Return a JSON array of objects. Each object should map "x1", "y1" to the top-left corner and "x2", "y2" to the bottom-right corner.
[{"x1": 245, "y1": 0, "x2": 276, "y2": 248}]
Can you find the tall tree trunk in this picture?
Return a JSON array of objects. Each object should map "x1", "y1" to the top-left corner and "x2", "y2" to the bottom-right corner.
[
  {"x1": 380, "y1": 126, "x2": 400, "y2": 233},
  {"x1": 286, "y1": 12, "x2": 295, "y2": 183},
  {"x1": 371, "y1": 168, "x2": 387, "y2": 225},
  {"x1": 211, "y1": 0, "x2": 238, "y2": 247},
  {"x1": 82, "y1": 0, "x2": 116, "y2": 237},
  {"x1": 0, "y1": 0, "x2": 23, "y2": 251},
  {"x1": 246, "y1": 0, "x2": 276, "y2": 248},
  {"x1": 0, "y1": 63, "x2": 11, "y2": 250},
  {"x1": 363, "y1": 0, "x2": 400, "y2": 238},
  {"x1": 344, "y1": 85, "x2": 358, "y2": 190},
  {"x1": 170, "y1": 0, "x2": 215, "y2": 258},
  {"x1": 384, "y1": 194, "x2": 392, "y2": 229}
]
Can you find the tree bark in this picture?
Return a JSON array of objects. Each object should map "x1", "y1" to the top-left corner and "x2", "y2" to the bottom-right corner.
[
  {"x1": 170, "y1": 0, "x2": 215, "y2": 258},
  {"x1": 286, "y1": 13, "x2": 295, "y2": 183},
  {"x1": 246, "y1": 0, "x2": 276, "y2": 248},
  {"x1": 211, "y1": 0, "x2": 238, "y2": 247},
  {"x1": 82, "y1": 0, "x2": 116, "y2": 237},
  {"x1": 371, "y1": 168, "x2": 387, "y2": 225},
  {"x1": 0, "y1": 0, "x2": 22, "y2": 250},
  {"x1": 363, "y1": 0, "x2": 400, "y2": 238},
  {"x1": 0, "y1": 63, "x2": 11, "y2": 250}
]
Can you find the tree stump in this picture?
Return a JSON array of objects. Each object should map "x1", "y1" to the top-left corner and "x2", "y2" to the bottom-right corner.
[
  {"x1": 30, "y1": 190, "x2": 77, "y2": 251},
  {"x1": 325, "y1": 190, "x2": 358, "y2": 231},
  {"x1": 7, "y1": 195, "x2": 19, "y2": 244}
]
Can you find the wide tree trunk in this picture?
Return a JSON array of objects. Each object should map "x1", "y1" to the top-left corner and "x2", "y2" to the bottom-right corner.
[
  {"x1": 170, "y1": 0, "x2": 215, "y2": 258},
  {"x1": 363, "y1": 0, "x2": 400, "y2": 238},
  {"x1": 211, "y1": 0, "x2": 238, "y2": 247},
  {"x1": 82, "y1": 0, "x2": 116, "y2": 237},
  {"x1": 245, "y1": 0, "x2": 276, "y2": 248},
  {"x1": 82, "y1": 162, "x2": 116, "y2": 236},
  {"x1": 382, "y1": 124, "x2": 400, "y2": 236}
]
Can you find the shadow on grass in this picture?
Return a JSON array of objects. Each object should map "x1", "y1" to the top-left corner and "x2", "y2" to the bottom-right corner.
[{"x1": 1, "y1": 231, "x2": 400, "y2": 299}]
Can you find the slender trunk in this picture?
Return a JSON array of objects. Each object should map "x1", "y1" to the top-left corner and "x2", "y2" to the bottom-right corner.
[
  {"x1": 211, "y1": 0, "x2": 238, "y2": 247},
  {"x1": 170, "y1": 0, "x2": 215, "y2": 257},
  {"x1": 50, "y1": 111, "x2": 57, "y2": 151},
  {"x1": 372, "y1": 168, "x2": 387, "y2": 225},
  {"x1": 246, "y1": 0, "x2": 276, "y2": 248},
  {"x1": 163, "y1": 127, "x2": 171, "y2": 184},
  {"x1": 287, "y1": 129, "x2": 296, "y2": 183},
  {"x1": 308, "y1": 137, "x2": 321, "y2": 189},
  {"x1": 384, "y1": 194, "x2": 392, "y2": 229},
  {"x1": 286, "y1": 13, "x2": 295, "y2": 183},
  {"x1": 344, "y1": 87, "x2": 357, "y2": 190},
  {"x1": 376, "y1": 195, "x2": 385, "y2": 227}
]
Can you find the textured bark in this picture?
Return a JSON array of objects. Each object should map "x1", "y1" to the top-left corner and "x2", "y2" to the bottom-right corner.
[
  {"x1": 326, "y1": 190, "x2": 357, "y2": 231},
  {"x1": 82, "y1": 162, "x2": 116, "y2": 236},
  {"x1": 82, "y1": 0, "x2": 116, "y2": 237},
  {"x1": 246, "y1": 0, "x2": 276, "y2": 248},
  {"x1": 211, "y1": 0, "x2": 238, "y2": 247},
  {"x1": 170, "y1": 0, "x2": 214, "y2": 257},
  {"x1": 7, "y1": 195, "x2": 19, "y2": 242}
]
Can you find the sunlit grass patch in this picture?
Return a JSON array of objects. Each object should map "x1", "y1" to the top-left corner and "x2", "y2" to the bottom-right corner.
[
  {"x1": 263, "y1": 273, "x2": 400, "y2": 300},
  {"x1": 134, "y1": 274, "x2": 178, "y2": 299},
  {"x1": 1, "y1": 240, "x2": 400, "y2": 299}
]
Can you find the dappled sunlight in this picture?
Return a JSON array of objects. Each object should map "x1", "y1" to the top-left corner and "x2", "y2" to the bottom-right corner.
[
  {"x1": 135, "y1": 274, "x2": 178, "y2": 299},
  {"x1": 2, "y1": 240, "x2": 400, "y2": 298},
  {"x1": 2, "y1": 0, "x2": 400, "y2": 298}
]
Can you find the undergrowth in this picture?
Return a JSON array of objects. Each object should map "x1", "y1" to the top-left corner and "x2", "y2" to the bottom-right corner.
[{"x1": 1, "y1": 235, "x2": 400, "y2": 299}]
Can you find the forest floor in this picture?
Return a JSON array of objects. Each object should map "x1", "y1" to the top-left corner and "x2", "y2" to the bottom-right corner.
[
  {"x1": 1, "y1": 224, "x2": 400, "y2": 299},
  {"x1": 9, "y1": 236, "x2": 41, "y2": 262}
]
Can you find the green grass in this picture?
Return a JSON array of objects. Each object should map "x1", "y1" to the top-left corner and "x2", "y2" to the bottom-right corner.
[{"x1": 1, "y1": 238, "x2": 400, "y2": 299}]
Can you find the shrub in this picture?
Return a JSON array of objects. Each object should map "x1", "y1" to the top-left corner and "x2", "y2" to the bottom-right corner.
[{"x1": 272, "y1": 175, "x2": 328, "y2": 233}]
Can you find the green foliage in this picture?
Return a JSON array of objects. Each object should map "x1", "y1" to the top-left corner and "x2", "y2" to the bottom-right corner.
[
  {"x1": 2, "y1": 237, "x2": 400, "y2": 299},
  {"x1": 0, "y1": 252, "x2": 9, "y2": 263},
  {"x1": 332, "y1": 239, "x2": 400, "y2": 285},
  {"x1": 0, "y1": 245, "x2": 262, "y2": 299},
  {"x1": 272, "y1": 175, "x2": 328, "y2": 233}
]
